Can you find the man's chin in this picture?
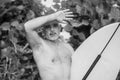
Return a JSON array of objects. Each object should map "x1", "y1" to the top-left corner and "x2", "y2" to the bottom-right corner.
[
  {"x1": 49, "y1": 37, "x2": 58, "y2": 41},
  {"x1": 47, "y1": 36, "x2": 59, "y2": 41}
]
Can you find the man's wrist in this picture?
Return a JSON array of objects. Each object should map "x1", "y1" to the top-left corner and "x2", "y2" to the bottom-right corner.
[{"x1": 49, "y1": 13, "x2": 57, "y2": 21}]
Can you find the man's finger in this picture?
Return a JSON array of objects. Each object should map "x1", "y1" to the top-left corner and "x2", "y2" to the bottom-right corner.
[
  {"x1": 65, "y1": 12, "x2": 73, "y2": 15},
  {"x1": 66, "y1": 15, "x2": 75, "y2": 18},
  {"x1": 61, "y1": 20, "x2": 68, "y2": 24},
  {"x1": 63, "y1": 9, "x2": 70, "y2": 12},
  {"x1": 64, "y1": 18, "x2": 73, "y2": 21}
]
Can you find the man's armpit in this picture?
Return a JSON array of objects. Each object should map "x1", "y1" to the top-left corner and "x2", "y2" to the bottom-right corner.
[{"x1": 26, "y1": 31, "x2": 42, "y2": 48}]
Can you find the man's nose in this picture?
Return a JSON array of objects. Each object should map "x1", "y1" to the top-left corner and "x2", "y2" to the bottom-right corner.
[{"x1": 51, "y1": 27, "x2": 55, "y2": 31}]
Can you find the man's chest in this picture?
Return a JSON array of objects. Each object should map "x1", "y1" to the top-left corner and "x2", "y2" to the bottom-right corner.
[
  {"x1": 40, "y1": 42, "x2": 72, "y2": 63},
  {"x1": 33, "y1": 41, "x2": 73, "y2": 64}
]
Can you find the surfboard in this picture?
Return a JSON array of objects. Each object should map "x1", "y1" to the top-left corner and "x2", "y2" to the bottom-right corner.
[{"x1": 70, "y1": 22, "x2": 120, "y2": 80}]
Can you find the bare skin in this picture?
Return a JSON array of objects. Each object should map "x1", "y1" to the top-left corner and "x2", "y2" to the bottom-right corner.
[{"x1": 24, "y1": 9, "x2": 74, "y2": 80}]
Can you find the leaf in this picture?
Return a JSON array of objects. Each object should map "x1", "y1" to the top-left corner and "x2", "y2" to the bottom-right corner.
[
  {"x1": 69, "y1": 19, "x2": 82, "y2": 27},
  {"x1": 109, "y1": 7, "x2": 120, "y2": 20},
  {"x1": 85, "y1": 0, "x2": 100, "y2": 6},
  {"x1": 0, "y1": 40, "x2": 8, "y2": 49},
  {"x1": 53, "y1": 3, "x2": 60, "y2": 10},
  {"x1": 96, "y1": 6, "x2": 104, "y2": 14},
  {"x1": 17, "y1": 5, "x2": 24, "y2": 10},
  {"x1": 53, "y1": 0, "x2": 60, "y2": 3},
  {"x1": 61, "y1": 1, "x2": 68, "y2": 9},
  {"x1": 20, "y1": 68, "x2": 32, "y2": 79},
  {"x1": 76, "y1": 5, "x2": 82, "y2": 14},
  {"x1": 9, "y1": 31, "x2": 18, "y2": 43},
  {"x1": 26, "y1": 10, "x2": 35, "y2": 20},
  {"x1": 1, "y1": 47, "x2": 10, "y2": 58},
  {"x1": 72, "y1": 29, "x2": 79, "y2": 36},
  {"x1": 92, "y1": 19, "x2": 101, "y2": 29},
  {"x1": 0, "y1": 22, "x2": 10, "y2": 31},
  {"x1": 18, "y1": 23, "x2": 24, "y2": 30},
  {"x1": 11, "y1": 20, "x2": 19, "y2": 27},
  {"x1": 0, "y1": 0, "x2": 11, "y2": 5},
  {"x1": 11, "y1": 20, "x2": 24, "y2": 30},
  {"x1": 71, "y1": 0, "x2": 81, "y2": 4},
  {"x1": 45, "y1": 8, "x2": 55, "y2": 14},
  {"x1": 78, "y1": 32, "x2": 86, "y2": 41},
  {"x1": 64, "y1": 24, "x2": 73, "y2": 32}
]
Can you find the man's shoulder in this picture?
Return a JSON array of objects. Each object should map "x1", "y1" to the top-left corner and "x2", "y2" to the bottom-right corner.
[
  {"x1": 58, "y1": 36, "x2": 74, "y2": 51},
  {"x1": 62, "y1": 42, "x2": 74, "y2": 54}
]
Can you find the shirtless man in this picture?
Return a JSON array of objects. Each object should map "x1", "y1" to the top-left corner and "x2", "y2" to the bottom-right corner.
[{"x1": 24, "y1": 9, "x2": 74, "y2": 80}]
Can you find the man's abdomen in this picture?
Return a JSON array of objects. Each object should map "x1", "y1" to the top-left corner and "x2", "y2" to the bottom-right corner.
[
  {"x1": 38, "y1": 61, "x2": 70, "y2": 80},
  {"x1": 32, "y1": 47, "x2": 71, "y2": 80}
]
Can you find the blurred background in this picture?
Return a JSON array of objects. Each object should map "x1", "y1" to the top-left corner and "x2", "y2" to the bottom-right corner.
[{"x1": 0, "y1": 0, "x2": 120, "y2": 80}]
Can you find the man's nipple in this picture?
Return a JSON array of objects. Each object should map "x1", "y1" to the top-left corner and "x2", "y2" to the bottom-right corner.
[{"x1": 52, "y1": 57, "x2": 61, "y2": 64}]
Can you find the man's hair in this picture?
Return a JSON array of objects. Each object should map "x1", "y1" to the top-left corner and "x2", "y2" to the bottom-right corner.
[
  {"x1": 37, "y1": 25, "x2": 47, "y2": 39},
  {"x1": 36, "y1": 20, "x2": 62, "y2": 39}
]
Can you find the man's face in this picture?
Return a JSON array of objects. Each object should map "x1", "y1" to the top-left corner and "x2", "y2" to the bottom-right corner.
[{"x1": 44, "y1": 22, "x2": 61, "y2": 41}]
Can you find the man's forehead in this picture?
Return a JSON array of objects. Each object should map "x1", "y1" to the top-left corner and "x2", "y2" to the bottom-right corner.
[{"x1": 45, "y1": 20, "x2": 59, "y2": 25}]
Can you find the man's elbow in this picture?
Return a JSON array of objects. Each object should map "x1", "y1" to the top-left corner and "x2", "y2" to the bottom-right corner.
[{"x1": 24, "y1": 22, "x2": 32, "y2": 32}]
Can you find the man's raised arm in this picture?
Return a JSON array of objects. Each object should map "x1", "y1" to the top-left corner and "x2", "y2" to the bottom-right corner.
[
  {"x1": 24, "y1": 9, "x2": 74, "y2": 31},
  {"x1": 24, "y1": 9, "x2": 74, "y2": 48}
]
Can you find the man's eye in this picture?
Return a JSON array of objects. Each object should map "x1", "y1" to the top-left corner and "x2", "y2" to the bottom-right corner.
[
  {"x1": 53, "y1": 23, "x2": 58, "y2": 27},
  {"x1": 45, "y1": 25, "x2": 51, "y2": 28}
]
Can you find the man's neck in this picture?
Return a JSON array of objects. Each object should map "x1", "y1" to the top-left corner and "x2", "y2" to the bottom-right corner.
[
  {"x1": 50, "y1": 39, "x2": 61, "y2": 45},
  {"x1": 43, "y1": 38, "x2": 61, "y2": 46}
]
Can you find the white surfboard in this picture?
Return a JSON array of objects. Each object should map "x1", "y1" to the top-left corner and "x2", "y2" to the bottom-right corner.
[{"x1": 70, "y1": 22, "x2": 120, "y2": 80}]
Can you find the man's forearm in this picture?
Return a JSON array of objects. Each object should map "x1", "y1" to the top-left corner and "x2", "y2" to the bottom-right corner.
[
  {"x1": 24, "y1": 9, "x2": 74, "y2": 31},
  {"x1": 24, "y1": 13, "x2": 56, "y2": 31}
]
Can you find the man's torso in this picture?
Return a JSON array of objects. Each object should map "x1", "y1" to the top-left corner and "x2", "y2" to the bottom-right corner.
[{"x1": 32, "y1": 39, "x2": 73, "y2": 80}]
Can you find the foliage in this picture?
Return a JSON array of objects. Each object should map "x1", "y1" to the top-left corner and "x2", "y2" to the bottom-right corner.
[
  {"x1": 0, "y1": 0, "x2": 42, "y2": 80},
  {"x1": 0, "y1": 0, "x2": 120, "y2": 80}
]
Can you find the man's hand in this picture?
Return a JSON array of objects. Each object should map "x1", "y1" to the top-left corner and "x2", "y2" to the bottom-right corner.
[{"x1": 54, "y1": 9, "x2": 74, "y2": 24}]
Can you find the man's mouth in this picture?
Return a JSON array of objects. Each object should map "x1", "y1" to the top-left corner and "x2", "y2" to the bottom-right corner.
[{"x1": 50, "y1": 32, "x2": 57, "y2": 36}]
